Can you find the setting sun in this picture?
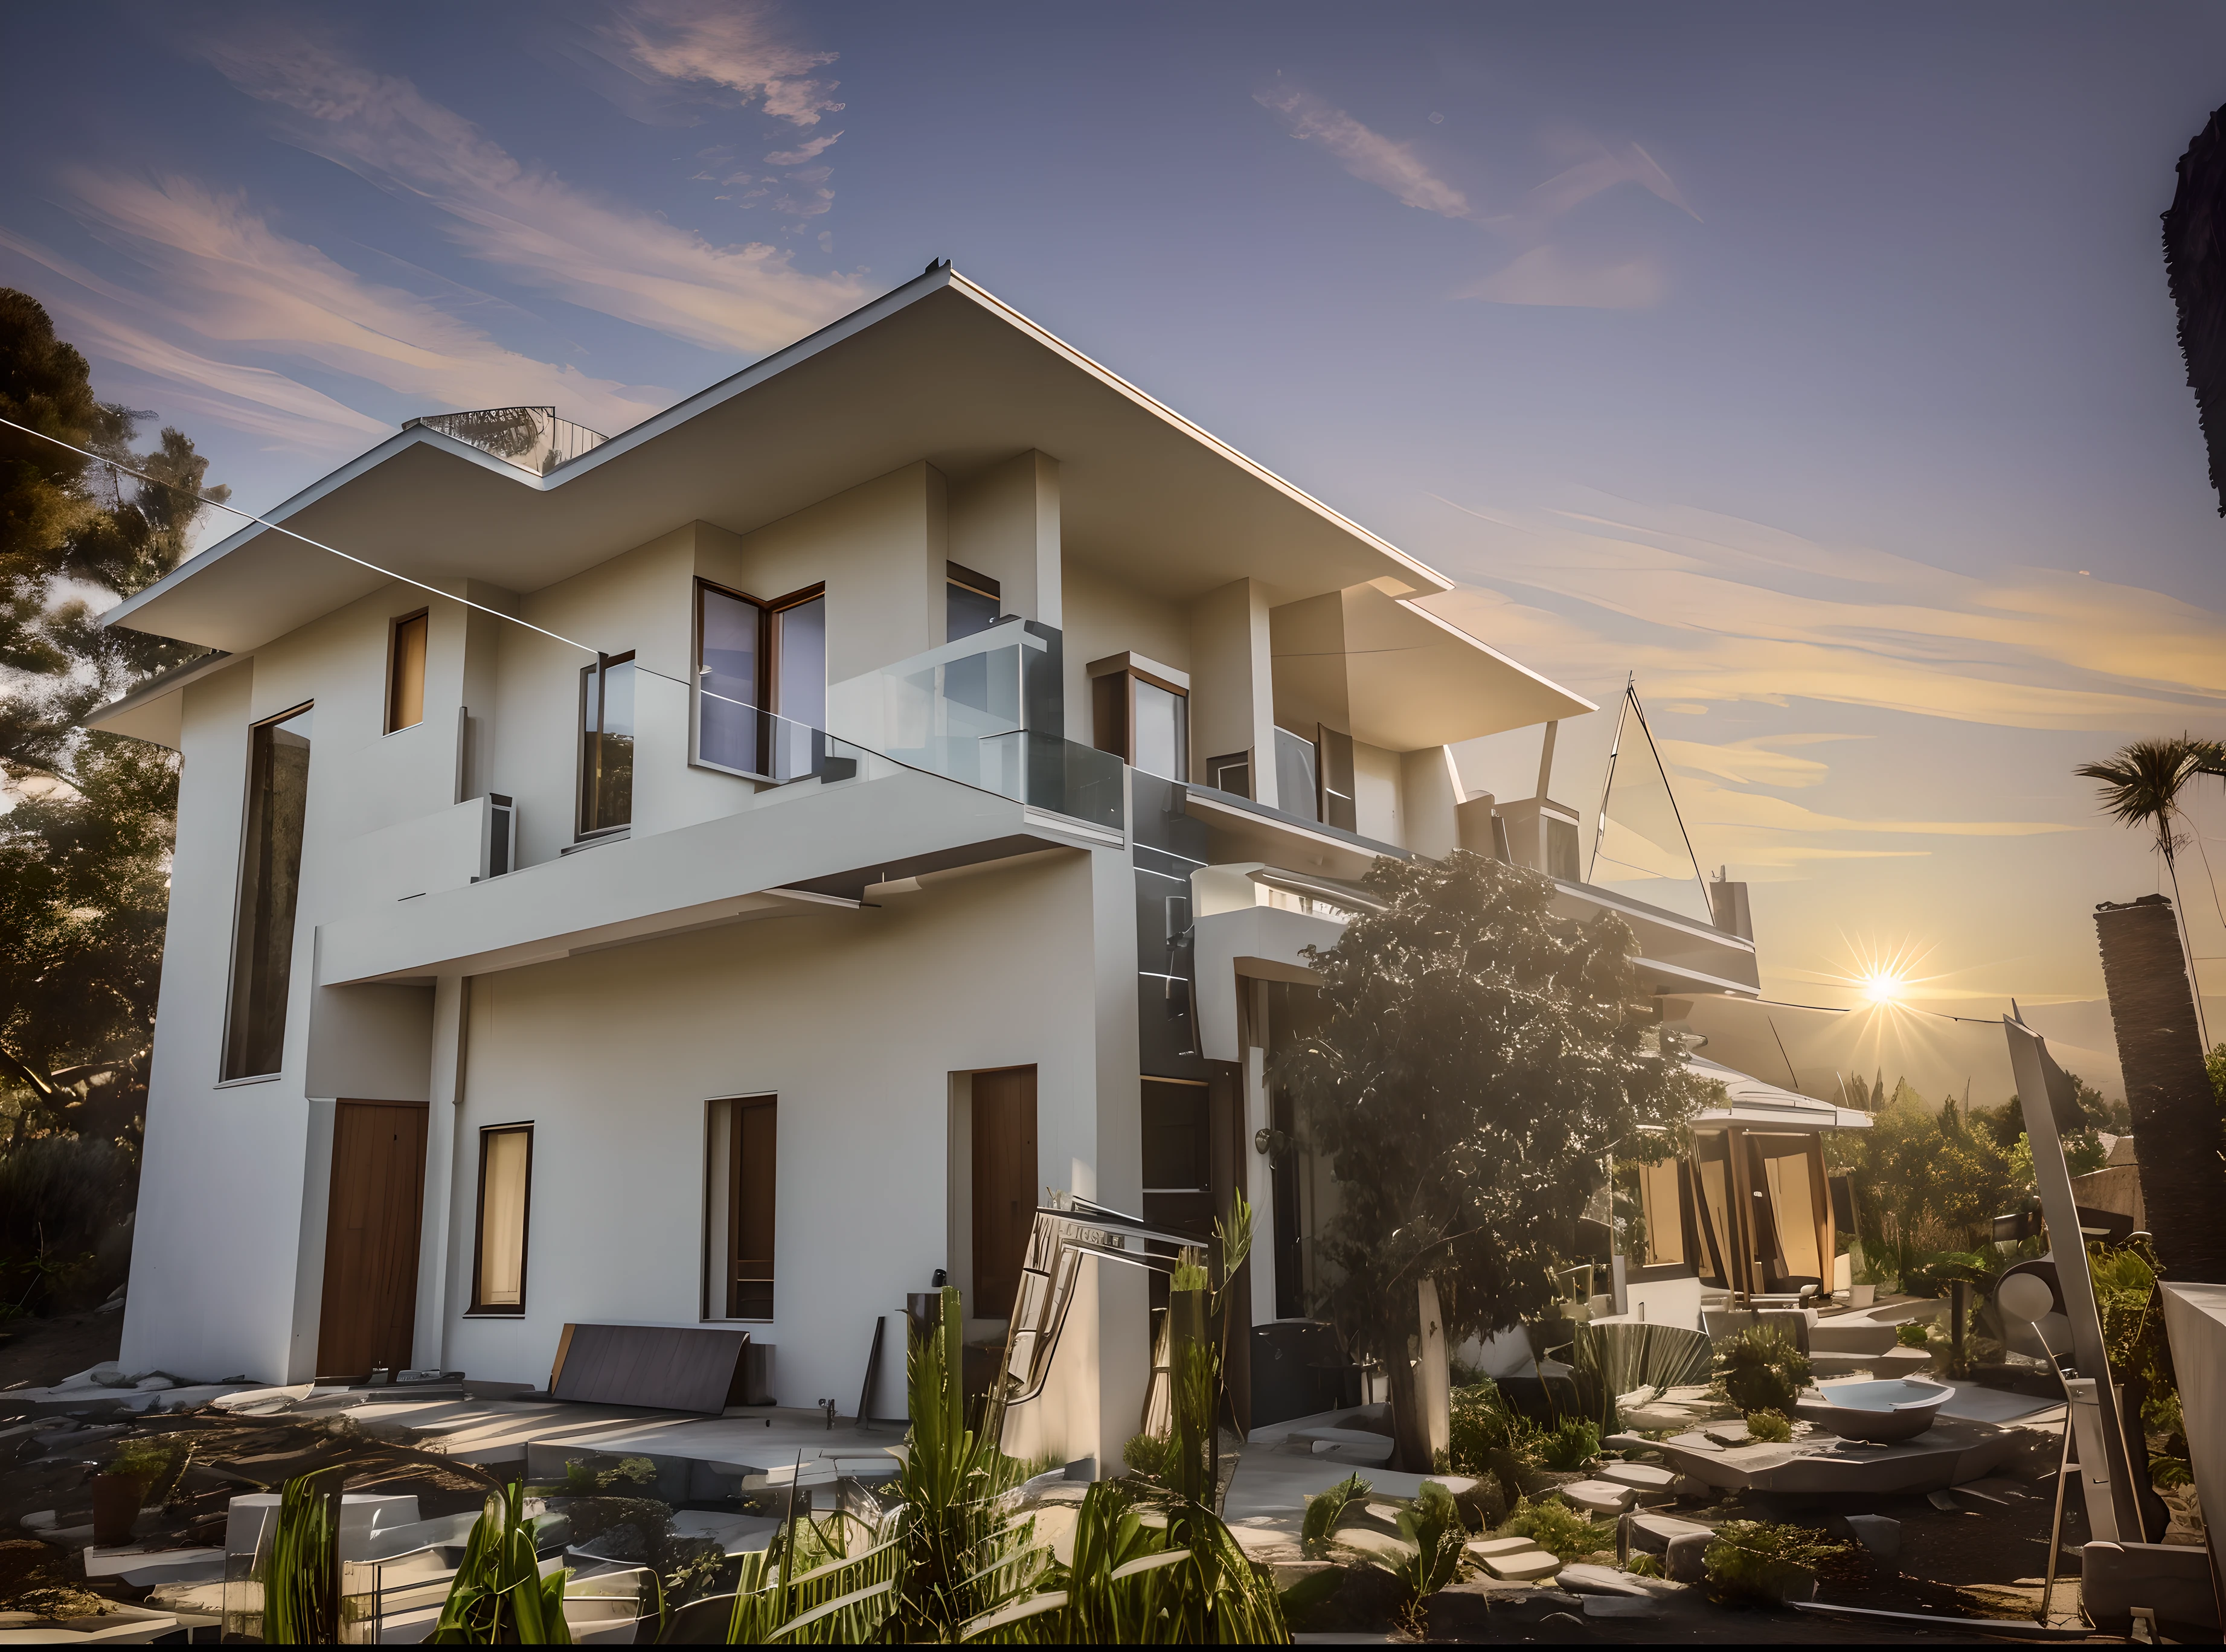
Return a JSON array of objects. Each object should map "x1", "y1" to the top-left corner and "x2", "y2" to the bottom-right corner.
[{"x1": 1862, "y1": 971, "x2": 1908, "y2": 1004}]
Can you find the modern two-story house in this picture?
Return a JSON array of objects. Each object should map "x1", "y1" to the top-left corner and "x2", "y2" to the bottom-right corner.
[{"x1": 93, "y1": 265, "x2": 1766, "y2": 1470}]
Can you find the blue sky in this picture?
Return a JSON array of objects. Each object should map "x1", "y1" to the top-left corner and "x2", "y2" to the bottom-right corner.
[{"x1": 9, "y1": 0, "x2": 2226, "y2": 1057}]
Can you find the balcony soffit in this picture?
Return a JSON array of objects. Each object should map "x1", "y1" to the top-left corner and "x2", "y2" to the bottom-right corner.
[{"x1": 105, "y1": 269, "x2": 1449, "y2": 656}]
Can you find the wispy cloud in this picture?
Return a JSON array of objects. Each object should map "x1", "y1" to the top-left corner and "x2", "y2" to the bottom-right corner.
[
  {"x1": 766, "y1": 132, "x2": 841, "y2": 165},
  {"x1": 197, "y1": 28, "x2": 869, "y2": 354},
  {"x1": 1255, "y1": 83, "x2": 1473, "y2": 218},
  {"x1": 1254, "y1": 83, "x2": 1695, "y2": 310},
  {"x1": 598, "y1": 0, "x2": 844, "y2": 127},
  {"x1": 1, "y1": 171, "x2": 673, "y2": 455},
  {"x1": 1423, "y1": 493, "x2": 2226, "y2": 731}
]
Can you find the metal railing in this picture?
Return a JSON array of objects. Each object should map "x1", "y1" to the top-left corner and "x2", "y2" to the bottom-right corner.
[{"x1": 405, "y1": 407, "x2": 611, "y2": 475}]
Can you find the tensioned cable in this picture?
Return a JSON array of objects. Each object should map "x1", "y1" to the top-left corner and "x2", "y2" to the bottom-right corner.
[{"x1": 0, "y1": 412, "x2": 701, "y2": 693}]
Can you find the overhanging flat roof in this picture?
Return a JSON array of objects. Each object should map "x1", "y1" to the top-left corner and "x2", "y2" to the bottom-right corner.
[{"x1": 106, "y1": 266, "x2": 1457, "y2": 654}]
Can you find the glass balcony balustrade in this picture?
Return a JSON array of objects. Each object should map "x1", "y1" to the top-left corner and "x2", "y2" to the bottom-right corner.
[{"x1": 691, "y1": 618, "x2": 1124, "y2": 830}]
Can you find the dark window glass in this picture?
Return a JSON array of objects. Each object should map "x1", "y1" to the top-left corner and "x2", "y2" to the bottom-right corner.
[
  {"x1": 1274, "y1": 726, "x2": 1319, "y2": 822},
  {"x1": 729, "y1": 1098, "x2": 777, "y2": 1319},
  {"x1": 223, "y1": 705, "x2": 313, "y2": 1080},
  {"x1": 1205, "y1": 752, "x2": 1251, "y2": 798},
  {"x1": 388, "y1": 612, "x2": 427, "y2": 732},
  {"x1": 698, "y1": 584, "x2": 761, "y2": 774},
  {"x1": 1141, "y1": 1080, "x2": 1210, "y2": 1191},
  {"x1": 1547, "y1": 817, "x2": 1581, "y2": 880},
  {"x1": 947, "y1": 563, "x2": 1001, "y2": 641},
  {"x1": 580, "y1": 654, "x2": 635, "y2": 836},
  {"x1": 1317, "y1": 726, "x2": 1356, "y2": 831}
]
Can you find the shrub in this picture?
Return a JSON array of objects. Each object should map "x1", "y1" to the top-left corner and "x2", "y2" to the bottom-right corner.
[
  {"x1": 1716, "y1": 1326, "x2": 1811, "y2": 1415},
  {"x1": 108, "y1": 1436, "x2": 178, "y2": 1484},
  {"x1": 1373, "y1": 1481, "x2": 1466, "y2": 1633},
  {"x1": 1495, "y1": 1496, "x2": 1612, "y2": 1563},
  {"x1": 1625, "y1": 1552, "x2": 1664, "y2": 1579},
  {"x1": 1535, "y1": 1417, "x2": 1599, "y2": 1471},
  {"x1": 1743, "y1": 1409, "x2": 1792, "y2": 1443},
  {"x1": 1121, "y1": 1432, "x2": 1170, "y2": 1482},
  {"x1": 1895, "y1": 1321, "x2": 1931, "y2": 1348},
  {"x1": 1702, "y1": 1520, "x2": 1849, "y2": 1606},
  {"x1": 1447, "y1": 1380, "x2": 1519, "y2": 1470},
  {"x1": 1300, "y1": 1473, "x2": 1371, "y2": 1560}
]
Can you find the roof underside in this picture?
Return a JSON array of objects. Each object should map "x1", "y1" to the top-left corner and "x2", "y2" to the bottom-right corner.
[{"x1": 107, "y1": 270, "x2": 1451, "y2": 653}]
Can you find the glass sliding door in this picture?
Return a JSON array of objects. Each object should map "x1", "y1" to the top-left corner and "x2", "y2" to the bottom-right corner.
[
  {"x1": 696, "y1": 583, "x2": 762, "y2": 775},
  {"x1": 223, "y1": 704, "x2": 313, "y2": 1081}
]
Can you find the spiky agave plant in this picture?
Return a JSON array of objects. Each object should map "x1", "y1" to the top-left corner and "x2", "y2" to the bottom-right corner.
[
  {"x1": 429, "y1": 1482, "x2": 571, "y2": 1644},
  {"x1": 263, "y1": 1467, "x2": 345, "y2": 1645}
]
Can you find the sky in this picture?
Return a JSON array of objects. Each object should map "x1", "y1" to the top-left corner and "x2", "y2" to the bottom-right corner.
[{"x1": 8, "y1": 0, "x2": 2226, "y2": 1093}]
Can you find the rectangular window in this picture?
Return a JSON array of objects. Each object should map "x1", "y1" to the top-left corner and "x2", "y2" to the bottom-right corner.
[
  {"x1": 697, "y1": 583, "x2": 762, "y2": 775},
  {"x1": 579, "y1": 653, "x2": 635, "y2": 836},
  {"x1": 1273, "y1": 726, "x2": 1319, "y2": 823},
  {"x1": 707, "y1": 1097, "x2": 777, "y2": 1320},
  {"x1": 1091, "y1": 664, "x2": 1189, "y2": 783},
  {"x1": 1141, "y1": 1080, "x2": 1210, "y2": 1193},
  {"x1": 1547, "y1": 816, "x2": 1582, "y2": 881},
  {"x1": 387, "y1": 611, "x2": 428, "y2": 733},
  {"x1": 1205, "y1": 751, "x2": 1250, "y2": 798},
  {"x1": 1635, "y1": 1156, "x2": 1687, "y2": 1268},
  {"x1": 472, "y1": 1124, "x2": 533, "y2": 1314},
  {"x1": 222, "y1": 704, "x2": 314, "y2": 1081},
  {"x1": 692, "y1": 581, "x2": 827, "y2": 781},
  {"x1": 946, "y1": 562, "x2": 1001, "y2": 641}
]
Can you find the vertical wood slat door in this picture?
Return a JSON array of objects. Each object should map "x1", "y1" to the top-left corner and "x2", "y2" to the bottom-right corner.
[
  {"x1": 317, "y1": 1101, "x2": 428, "y2": 1379},
  {"x1": 970, "y1": 1066, "x2": 1038, "y2": 1320}
]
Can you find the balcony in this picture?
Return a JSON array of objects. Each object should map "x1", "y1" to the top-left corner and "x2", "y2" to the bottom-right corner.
[{"x1": 403, "y1": 407, "x2": 610, "y2": 476}]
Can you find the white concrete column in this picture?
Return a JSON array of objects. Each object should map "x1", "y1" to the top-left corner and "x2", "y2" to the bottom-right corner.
[
  {"x1": 414, "y1": 975, "x2": 469, "y2": 1370},
  {"x1": 1243, "y1": 980, "x2": 1278, "y2": 1326},
  {"x1": 1187, "y1": 579, "x2": 1278, "y2": 804}
]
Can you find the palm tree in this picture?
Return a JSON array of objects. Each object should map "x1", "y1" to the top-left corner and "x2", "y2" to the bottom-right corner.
[{"x1": 2073, "y1": 735, "x2": 2226, "y2": 1043}]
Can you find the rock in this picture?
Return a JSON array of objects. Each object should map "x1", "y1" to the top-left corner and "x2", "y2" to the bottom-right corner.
[
  {"x1": 1484, "y1": 1548, "x2": 1562, "y2": 1581},
  {"x1": 88, "y1": 1365, "x2": 132, "y2": 1389},
  {"x1": 1703, "y1": 1421, "x2": 1750, "y2": 1446},
  {"x1": 1627, "y1": 1512, "x2": 1710, "y2": 1555},
  {"x1": 1467, "y1": 1535, "x2": 1536, "y2": 1557},
  {"x1": 1844, "y1": 1514, "x2": 1899, "y2": 1558},
  {"x1": 1330, "y1": 1526, "x2": 1418, "y2": 1567},
  {"x1": 1582, "y1": 1593, "x2": 1663, "y2": 1618},
  {"x1": 1600, "y1": 1461, "x2": 1677, "y2": 1490},
  {"x1": 1600, "y1": 1433, "x2": 1655, "y2": 1453},
  {"x1": 1664, "y1": 1531, "x2": 1713, "y2": 1584},
  {"x1": 1561, "y1": 1481, "x2": 1634, "y2": 1514},
  {"x1": 1672, "y1": 1476, "x2": 1713, "y2": 1500},
  {"x1": 1666, "y1": 1430, "x2": 1723, "y2": 1452},
  {"x1": 1555, "y1": 1563, "x2": 1651, "y2": 1596},
  {"x1": 133, "y1": 1377, "x2": 174, "y2": 1392},
  {"x1": 1289, "y1": 1561, "x2": 1406, "y2": 1634},
  {"x1": 1444, "y1": 1474, "x2": 1506, "y2": 1531}
]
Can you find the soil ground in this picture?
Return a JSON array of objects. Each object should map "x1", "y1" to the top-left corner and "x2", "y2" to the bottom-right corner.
[{"x1": 0, "y1": 1311, "x2": 123, "y2": 1394}]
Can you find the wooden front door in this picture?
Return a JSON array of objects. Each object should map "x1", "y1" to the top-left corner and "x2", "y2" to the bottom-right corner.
[
  {"x1": 317, "y1": 1100, "x2": 428, "y2": 1378},
  {"x1": 971, "y1": 1066, "x2": 1038, "y2": 1319}
]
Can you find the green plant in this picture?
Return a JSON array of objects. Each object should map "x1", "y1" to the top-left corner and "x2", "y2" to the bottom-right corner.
[
  {"x1": 1743, "y1": 1409, "x2": 1792, "y2": 1444},
  {"x1": 1715, "y1": 1325, "x2": 1810, "y2": 1415},
  {"x1": 556, "y1": 1455, "x2": 655, "y2": 1496},
  {"x1": 430, "y1": 1482, "x2": 571, "y2": 1643},
  {"x1": 107, "y1": 1435, "x2": 176, "y2": 1484},
  {"x1": 263, "y1": 1468, "x2": 346, "y2": 1645},
  {"x1": 1447, "y1": 1380, "x2": 1519, "y2": 1471},
  {"x1": 1300, "y1": 1473, "x2": 1371, "y2": 1560},
  {"x1": 1534, "y1": 1416, "x2": 1599, "y2": 1472},
  {"x1": 1702, "y1": 1520, "x2": 1849, "y2": 1606},
  {"x1": 1624, "y1": 1552, "x2": 1664, "y2": 1579},
  {"x1": 1374, "y1": 1481, "x2": 1465, "y2": 1634},
  {"x1": 1121, "y1": 1431, "x2": 1172, "y2": 1482},
  {"x1": 1895, "y1": 1321, "x2": 1930, "y2": 1348},
  {"x1": 1495, "y1": 1496, "x2": 1612, "y2": 1563},
  {"x1": 2151, "y1": 1456, "x2": 2193, "y2": 1490}
]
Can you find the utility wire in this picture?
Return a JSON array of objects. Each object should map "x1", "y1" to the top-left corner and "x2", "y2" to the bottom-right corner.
[{"x1": 0, "y1": 412, "x2": 694, "y2": 689}]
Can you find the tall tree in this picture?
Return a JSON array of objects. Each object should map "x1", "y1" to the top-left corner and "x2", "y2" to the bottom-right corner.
[
  {"x1": 1275, "y1": 850, "x2": 1710, "y2": 1471},
  {"x1": 0, "y1": 289, "x2": 222, "y2": 1311}
]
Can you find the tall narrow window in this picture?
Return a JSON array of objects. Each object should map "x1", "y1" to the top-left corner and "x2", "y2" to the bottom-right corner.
[
  {"x1": 579, "y1": 653, "x2": 635, "y2": 836},
  {"x1": 472, "y1": 1125, "x2": 533, "y2": 1314},
  {"x1": 223, "y1": 704, "x2": 313, "y2": 1081},
  {"x1": 772, "y1": 594, "x2": 826, "y2": 731},
  {"x1": 1273, "y1": 726, "x2": 1319, "y2": 823},
  {"x1": 946, "y1": 563, "x2": 1001, "y2": 641},
  {"x1": 387, "y1": 612, "x2": 428, "y2": 733},
  {"x1": 697, "y1": 583, "x2": 762, "y2": 775},
  {"x1": 708, "y1": 1097, "x2": 777, "y2": 1320},
  {"x1": 1317, "y1": 725, "x2": 1356, "y2": 832}
]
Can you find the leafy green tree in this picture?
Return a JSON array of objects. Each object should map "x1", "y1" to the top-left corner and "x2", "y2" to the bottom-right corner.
[
  {"x1": 1275, "y1": 850, "x2": 1710, "y2": 1471},
  {"x1": 0, "y1": 289, "x2": 222, "y2": 1311}
]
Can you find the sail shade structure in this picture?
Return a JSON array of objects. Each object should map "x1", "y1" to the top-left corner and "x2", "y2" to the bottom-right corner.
[{"x1": 1588, "y1": 684, "x2": 1714, "y2": 926}]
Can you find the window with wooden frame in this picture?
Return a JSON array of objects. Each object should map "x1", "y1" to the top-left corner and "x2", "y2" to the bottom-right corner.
[
  {"x1": 693, "y1": 580, "x2": 827, "y2": 778},
  {"x1": 1089, "y1": 654, "x2": 1189, "y2": 783},
  {"x1": 387, "y1": 610, "x2": 428, "y2": 733},
  {"x1": 578, "y1": 652, "x2": 636, "y2": 837},
  {"x1": 470, "y1": 1124, "x2": 533, "y2": 1314},
  {"x1": 946, "y1": 562, "x2": 1001, "y2": 641},
  {"x1": 705, "y1": 1096, "x2": 777, "y2": 1321}
]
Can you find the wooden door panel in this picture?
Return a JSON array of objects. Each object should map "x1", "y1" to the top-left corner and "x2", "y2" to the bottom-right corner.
[
  {"x1": 318, "y1": 1101, "x2": 428, "y2": 1378},
  {"x1": 971, "y1": 1067, "x2": 1038, "y2": 1320}
]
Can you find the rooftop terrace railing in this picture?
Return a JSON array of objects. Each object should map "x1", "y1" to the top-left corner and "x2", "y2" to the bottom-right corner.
[{"x1": 404, "y1": 406, "x2": 611, "y2": 475}]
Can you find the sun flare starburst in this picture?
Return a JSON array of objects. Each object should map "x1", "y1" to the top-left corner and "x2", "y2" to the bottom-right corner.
[{"x1": 1821, "y1": 938, "x2": 1937, "y2": 1011}]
